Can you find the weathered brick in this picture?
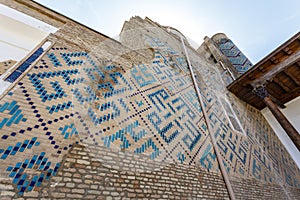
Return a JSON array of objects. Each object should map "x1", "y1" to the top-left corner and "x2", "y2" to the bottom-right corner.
[
  {"x1": 85, "y1": 175, "x2": 93, "y2": 179},
  {"x1": 67, "y1": 193, "x2": 84, "y2": 198},
  {"x1": 51, "y1": 192, "x2": 65, "y2": 198},
  {"x1": 111, "y1": 192, "x2": 119, "y2": 196},
  {"x1": 77, "y1": 159, "x2": 90, "y2": 165},
  {"x1": 0, "y1": 184, "x2": 14, "y2": 190},
  {"x1": 66, "y1": 183, "x2": 75, "y2": 188},
  {"x1": 73, "y1": 173, "x2": 81, "y2": 178},
  {"x1": 0, "y1": 191, "x2": 15, "y2": 196},
  {"x1": 72, "y1": 189, "x2": 85, "y2": 194},
  {"x1": 56, "y1": 187, "x2": 71, "y2": 193},
  {"x1": 23, "y1": 191, "x2": 39, "y2": 197},
  {"x1": 127, "y1": 193, "x2": 136, "y2": 198},
  {"x1": 90, "y1": 184, "x2": 98, "y2": 189},
  {"x1": 87, "y1": 190, "x2": 101, "y2": 195},
  {"x1": 84, "y1": 179, "x2": 94, "y2": 184},
  {"x1": 66, "y1": 158, "x2": 76, "y2": 163},
  {"x1": 128, "y1": 176, "x2": 135, "y2": 180},
  {"x1": 73, "y1": 178, "x2": 83, "y2": 183},
  {"x1": 85, "y1": 195, "x2": 97, "y2": 199},
  {"x1": 78, "y1": 184, "x2": 90, "y2": 189},
  {"x1": 74, "y1": 163, "x2": 87, "y2": 168}
]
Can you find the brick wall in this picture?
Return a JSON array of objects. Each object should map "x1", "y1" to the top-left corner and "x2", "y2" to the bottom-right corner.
[
  {"x1": 32, "y1": 143, "x2": 230, "y2": 199},
  {"x1": 2, "y1": 143, "x2": 299, "y2": 199}
]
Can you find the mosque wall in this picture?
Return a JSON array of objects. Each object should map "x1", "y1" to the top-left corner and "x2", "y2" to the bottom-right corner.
[{"x1": 0, "y1": 1, "x2": 299, "y2": 199}]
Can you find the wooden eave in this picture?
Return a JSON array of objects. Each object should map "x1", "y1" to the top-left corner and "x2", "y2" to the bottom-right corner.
[{"x1": 227, "y1": 32, "x2": 300, "y2": 110}]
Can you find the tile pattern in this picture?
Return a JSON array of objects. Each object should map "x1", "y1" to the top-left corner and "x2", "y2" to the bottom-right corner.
[
  {"x1": 6, "y1": 152, "x2": 60, "y2": 194},
  {"x1": 0, "y1": 101, "x2": 27, "y2": 129},
  {"x1": 0, "y1": 137, "x2": 40, "y2": 160},
  {"x1": 0, "y1": 30, "x2": 299, "y2": 196},
  {"x1": 218, "y1": 38, "x2": 253, "y2": 74}
]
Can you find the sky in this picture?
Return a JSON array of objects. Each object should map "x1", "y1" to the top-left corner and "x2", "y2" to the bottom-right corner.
[{"x1": 34, "y1": 0, "x2": 300, "y2": 64}]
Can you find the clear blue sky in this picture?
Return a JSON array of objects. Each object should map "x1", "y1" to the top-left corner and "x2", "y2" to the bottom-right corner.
[{"x1": 35, "y1": 0, "x2": 300, "y2": 64}]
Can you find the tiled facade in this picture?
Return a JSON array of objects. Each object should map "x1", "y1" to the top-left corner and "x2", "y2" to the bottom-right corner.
[{"x1": 0, "y1": 2, "x2": 299, "y2": 198}]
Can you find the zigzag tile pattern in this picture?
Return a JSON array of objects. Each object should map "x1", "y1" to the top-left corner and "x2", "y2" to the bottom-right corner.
[{"x1": 218, "y1": 38, "x2": 253, "y2": 74}]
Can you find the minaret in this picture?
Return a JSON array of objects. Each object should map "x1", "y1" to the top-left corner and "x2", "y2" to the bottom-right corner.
[{"x1": 211, "y1": 33, "x2": 253, "y2": 75}]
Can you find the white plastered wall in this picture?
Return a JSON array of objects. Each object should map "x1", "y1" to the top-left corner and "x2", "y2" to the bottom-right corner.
[
  {"x1": 0, "y1": 4, "x2": 57, "y2": 62},
  {"x1": 262, "y1": 96, "x2": 300, "y2": 168}
]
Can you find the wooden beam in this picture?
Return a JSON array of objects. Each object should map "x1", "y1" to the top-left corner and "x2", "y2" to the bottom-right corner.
[
  {"x1": 272, "y1": 77, "x2": 291, "y2": 93},
  {"x1": 265, "y1": 84, "x2": 286, "y2": 108},
  {"x1": 252, "y1": 50, "x2": 300, "y2": 85},
  {"x1": 281, "y1": 87, "x2": 300, "y2": 103},
  {"x1": 284, "y1": 70, "x2": 300, "y2": 86}
]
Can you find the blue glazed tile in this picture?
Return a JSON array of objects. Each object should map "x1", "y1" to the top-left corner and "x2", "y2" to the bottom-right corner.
[
  {"x1": 5, "y1": 71, "x2": 22, "y2": 83},
  {"x1": 36, "y1": 174, "x2": 44, "y2": 187}
]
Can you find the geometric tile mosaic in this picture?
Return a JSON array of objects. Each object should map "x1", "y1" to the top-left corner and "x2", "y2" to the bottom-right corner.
[
  {"x1": 59, "y1": 123, "x2": 78, "y2": 139},
  {"x1": 0, "y1": 137, "x2": 40, "y2": 160},
  {"x1": 0, "y1": 101, "x2": 27, "y2": 129},
  {"x1": 6, "y1": 152, "x2": 60, "y2": 195}
]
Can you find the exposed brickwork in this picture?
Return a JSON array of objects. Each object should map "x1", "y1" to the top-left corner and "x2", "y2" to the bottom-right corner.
[
  {"x1": 2, "y1": 143, "x2": 299, "y2": 199},
  {"x1": 0, "y1": 143, "x2": 230, "y2": 199},
  {"x1": 230, "y1": 176, "x2": 300, "y2": 200}
]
